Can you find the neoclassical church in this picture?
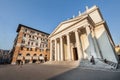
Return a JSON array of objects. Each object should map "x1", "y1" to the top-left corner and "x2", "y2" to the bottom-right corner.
[{"x1": 49, "y1": 5, "x2": 118, "y2": 64}]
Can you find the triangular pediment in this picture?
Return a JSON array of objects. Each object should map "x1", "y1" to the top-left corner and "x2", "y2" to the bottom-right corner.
[
  {"x1": 49, "y1": 16, "x2": 86, "y2": 37},
  {"x1": 49, "y1": 5, "x2": 103, "y2": 38},
  {"x1": 54, "y1": 20, "x2": 79, "y2": 34}
]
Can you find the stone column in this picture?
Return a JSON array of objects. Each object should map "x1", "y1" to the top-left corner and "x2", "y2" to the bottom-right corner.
[
  {"x1": 60, "y1": 36, "x2": 63, "y2": 61},
  {"x1": 75, "y1": 29, "x2": 83, "y2": 60},
  {"x1": 50, "y1": 40, "x2": 53, "y2": 61},
  {"x1": 66, "y1": 33, "x2": 72, "y2": 61},
  {"x1": 57, "y1": 39, "x2": 60, "y2": 61},
  {"x1": 86, "y1": 26, "x2": 97, "y2": 58},
  {"x1": 54, "y1": 39, "x2": 57, "y2": 61}
]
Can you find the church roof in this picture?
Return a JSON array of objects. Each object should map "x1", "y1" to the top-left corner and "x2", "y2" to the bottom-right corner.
[{"x1": 49, "y1": 5, "x2": 102, "y2": 38}]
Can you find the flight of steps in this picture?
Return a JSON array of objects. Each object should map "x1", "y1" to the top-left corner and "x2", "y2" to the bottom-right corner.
[
  {"x1": 43, "y1": 60, "x2": 80, "y2": 67},
  {"x1": 43, "y1": 59, "x2": 118, "y2": 69},
  {"x1": 100, "y1": 60, "x2": 118, "y2": 69},
  {"x1": 79, "y1": 59, "x2": 118, "y2": 70}
]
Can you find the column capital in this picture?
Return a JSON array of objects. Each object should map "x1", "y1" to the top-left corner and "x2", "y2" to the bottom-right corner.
[
  {"x1": 74, "y1": 29, "x2": 81, "y2": 33},
  {"x1": 66, "y1": 33, "x2": 70, "y2": 36},
  {"x1": 60, "y1": 35, "x2": 63, "y2": 39},
  {"x1": 85, "y1": 24, "x2": 94, "y2": 30}
]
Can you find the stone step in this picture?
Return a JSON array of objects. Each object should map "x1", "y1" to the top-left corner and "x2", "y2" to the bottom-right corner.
[
  {"x1": 100, "y1": 59, "x2": 118, "y2": 69},
  {"x1": 79, "y1": 59, "x2": 117, "y2": 69},
  {"x1": 43, "y1": 60, "x2": 80, "y2": 67}
]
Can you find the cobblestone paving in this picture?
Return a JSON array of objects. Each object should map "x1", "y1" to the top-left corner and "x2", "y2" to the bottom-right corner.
[{"x1": 0, "y1": 64, "x2": 120, "y2": 80}]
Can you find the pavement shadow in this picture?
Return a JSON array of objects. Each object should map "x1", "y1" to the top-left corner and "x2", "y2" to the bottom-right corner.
[{"x1": 48, "y1": 67, "x2": 120, "y2": 80}]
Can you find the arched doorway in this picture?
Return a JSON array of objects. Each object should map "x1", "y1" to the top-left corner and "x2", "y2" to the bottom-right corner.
[
  {"x1": 17, "y1": 53, "x2": 22, "y2": 64},
  {"x1": 25, "y1": 53, "x2": 30, "y2": 63},
  {"x1": 33, "y1": 54, "x2": 37, "y2": 63}
]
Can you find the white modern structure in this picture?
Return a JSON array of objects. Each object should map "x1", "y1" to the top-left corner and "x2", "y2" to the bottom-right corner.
[{"x1": 49, "y1": 5, "x2": 118, "y2": 63}]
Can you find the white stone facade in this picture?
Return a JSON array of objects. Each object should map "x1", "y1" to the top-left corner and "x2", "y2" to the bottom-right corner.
[{"x1": 49, "y1": 5, "x2": 118, "y2": 63}]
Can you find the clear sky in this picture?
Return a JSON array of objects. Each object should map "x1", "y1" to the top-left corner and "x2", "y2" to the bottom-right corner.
[{"x1": 0, "y1": 0, "x2": 120, "y2": 50}]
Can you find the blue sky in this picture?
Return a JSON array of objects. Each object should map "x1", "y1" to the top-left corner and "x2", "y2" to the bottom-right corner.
[{"x1": 0, "y1": 0, "x2": 120, "y2": 50}]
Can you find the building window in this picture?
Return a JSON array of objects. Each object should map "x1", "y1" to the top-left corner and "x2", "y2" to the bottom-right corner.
[
  {"x1": 27, "y1": 48, "x2": 29, "y2": 51},
  {"x1": 21, "y1": 47, "x2": 23, "y2": 50},
  {"x1": 32, "y1": 36, "x2": 34, "y2": 39},
  {"x1": 40, "y1": 54, "x2": 42, "y2": 56},
  {"x1": 22, "y1": 40, "x2": 25, "y2": 44},
  {"x1": 31, "y1": 42, "x2": 33, "y2": 45},
  {"x1": 35, "y1": 48, "x2": 37, "y2": 51},
  {"x1": 18, "y1": 53, "x2": 22, "y2": 56},
  {"x1": 29, "y1": 35, "x2": 31, "y2": 38},
  {"x1": 26, "y1": 53, "x2": 30, "y2": 56},
  {"x1": 25, "y1": 29, "x2": 27, "y2": 32},
  {"x1": 24, "y1": 34, "x2": 26, "y2": 37},
  {"x1": 37, "y1": 33, "x2": 39, "y2": 35},
  {"x1": 37, "y1": 37, "x2": 38, "y2": 40},
  {"x1": 42, "y1": 34, "x2": 45, "y2": 37},
  {"x1": 28, "y1": 42, "x2": 30, "y2": 45},
  {"x1": 40, "y1": 49, "x2": 44, "y2": 51},
  {"x1": 36, "y1": 43, "x2": 38, "y2": 46},
  {"x1": 30, "y1": 48, "x2": 32, "y2": 51},
  {"x1": 33, "y1": 54, "x2": 37, "y2": 56},
  {"x1": 46, "y1": 49, "x2": 50, "y2": 52},
  {"x1": 31, "y1": 31, "x2": 35, "y2": 34}
]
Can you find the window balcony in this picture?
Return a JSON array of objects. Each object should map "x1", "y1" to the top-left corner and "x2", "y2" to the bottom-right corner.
[
  {"x1": 25, "y1": 56, "x2": 32, "y2": 60},
  {"x1": 17, "y1": 56, "x2": 23, "y2": 60},
  {"x1": 33, "y1": 56, "x2": 38, "y2": 60}
]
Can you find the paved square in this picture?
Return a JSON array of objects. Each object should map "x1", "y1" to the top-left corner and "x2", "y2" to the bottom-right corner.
[{"x1": 0, "y1": 64, "x2": 120, "y2": 80}]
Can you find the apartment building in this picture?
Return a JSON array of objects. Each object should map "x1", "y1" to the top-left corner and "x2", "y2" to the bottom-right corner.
[{"x1": 11, "y1": 24, "x2": 50, "y2": 64}]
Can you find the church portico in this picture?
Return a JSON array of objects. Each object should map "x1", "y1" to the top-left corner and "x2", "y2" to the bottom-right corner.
[
  {"x1": 50, "y1": 27, "x2": 93, "y2": 61},
  {"x1": 49, "y1": 5, "x2": 118, "y2": 64}
]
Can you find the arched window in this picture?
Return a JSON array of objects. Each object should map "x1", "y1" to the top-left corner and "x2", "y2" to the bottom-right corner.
[
  {"x1": 40, "y1": 54, "x2": 42, "y2": 56},
  {"x1": 33, "y1": 54, "x2": 37, "y2": 56},
  {"x1": 26, "y1": 53, "x2": 30, "y2": 56},
  {"x1": 18, "y1": 53, "x2": 22, "y2": 56}
]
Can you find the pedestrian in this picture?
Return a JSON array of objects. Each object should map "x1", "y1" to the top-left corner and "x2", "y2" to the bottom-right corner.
[
  {"x1": 104, "y1": 59, "x2": 108, "y2": 63},
  {"x1": 20, "y1": 60, "x2": 23, "y2": 68},
  {"x1": 90, "y1": 56, "x2": 95, "y2": 65}
]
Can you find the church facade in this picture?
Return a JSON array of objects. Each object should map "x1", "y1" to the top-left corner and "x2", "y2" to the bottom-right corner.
[{"x1": 49, "y1": 5, "x2": 118, "y2": 63}]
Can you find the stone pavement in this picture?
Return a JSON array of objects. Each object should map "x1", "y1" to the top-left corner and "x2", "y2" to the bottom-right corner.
[{"x1": 0, "y1": 63, "x2": 120, "y2": 80}]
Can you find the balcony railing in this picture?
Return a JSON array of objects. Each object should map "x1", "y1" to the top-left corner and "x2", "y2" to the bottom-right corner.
[
  {"x1": 25, "y1": 56, "x2": 32, "y2": 60},
  {"x1": 33, "y1": 56, "x2": 38, "y2": 59},
  {"x1": 17, "y1": 56, "x2": 23, "y2": 60}
]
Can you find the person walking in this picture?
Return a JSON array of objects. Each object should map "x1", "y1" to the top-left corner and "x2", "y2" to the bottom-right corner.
[
  {"x1": 20, "y1": 60, "x2": 23, "y2": 68},
  {"x1": 90, "y1": 56, "x2": 95, "y2": 65}
]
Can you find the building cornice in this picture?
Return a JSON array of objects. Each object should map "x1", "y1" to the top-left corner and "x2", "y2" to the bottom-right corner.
[{"x1": 17, "y1": 24, "x2": 50, "y2": 35}]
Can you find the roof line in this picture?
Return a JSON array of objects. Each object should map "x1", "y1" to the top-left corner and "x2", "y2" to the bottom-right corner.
[{"x1": 17, "y1": 24, "x2": 50, "y2": 35}]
